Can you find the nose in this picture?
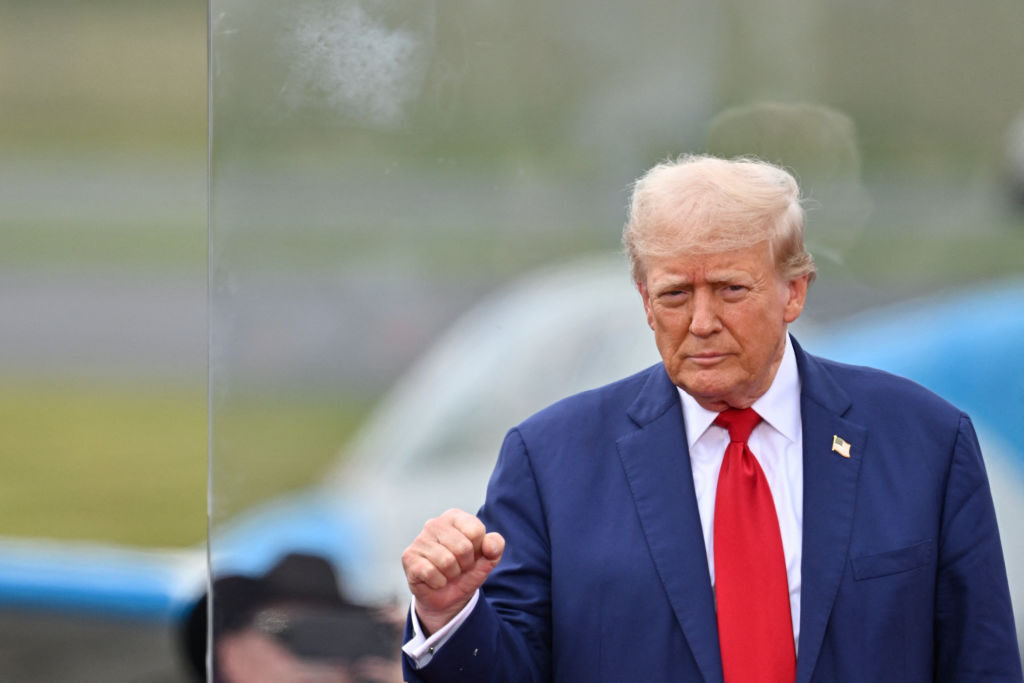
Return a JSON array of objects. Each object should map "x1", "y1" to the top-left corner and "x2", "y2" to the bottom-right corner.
[{"x1": 689, "y1": 288, "x2": 721, "y2": 337}]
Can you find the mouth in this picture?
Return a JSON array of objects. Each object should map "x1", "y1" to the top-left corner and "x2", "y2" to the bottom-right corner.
[{"x1": 685, "y1": 352, "x2": 729, "y2": 367}]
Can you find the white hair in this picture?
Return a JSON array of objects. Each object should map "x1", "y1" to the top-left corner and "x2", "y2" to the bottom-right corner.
[{"x1": 623, "y1": 154, "x2": 816, "y2": 285}]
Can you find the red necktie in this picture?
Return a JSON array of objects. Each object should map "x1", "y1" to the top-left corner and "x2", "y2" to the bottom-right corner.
[{"x1": 713, "y1": 408, "x2": 795, "y2": 683}]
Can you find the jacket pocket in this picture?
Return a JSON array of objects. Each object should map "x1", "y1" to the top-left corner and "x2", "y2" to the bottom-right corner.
[{"x1": 851, "y1": 539, "x2": 933, "y2": 580}]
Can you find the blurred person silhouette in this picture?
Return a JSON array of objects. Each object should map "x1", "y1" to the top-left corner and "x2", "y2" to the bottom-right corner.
[
  {"x1": 1005, "y1": 109, "x2": 1024, "y2": 211},
  {"x1": 181, "y1": 553, "x2": 402, "y2": 683}
]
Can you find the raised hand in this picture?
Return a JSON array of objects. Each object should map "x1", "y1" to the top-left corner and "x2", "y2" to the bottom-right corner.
[{"x1": 402, "y1": 508, "x2": 505, "y2": 634}]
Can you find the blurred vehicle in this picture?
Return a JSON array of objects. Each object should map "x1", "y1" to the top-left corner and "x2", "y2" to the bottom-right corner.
[
  {"x1": 1, "y1": 255, "x2": 1021, "y2": 657},
  {"x1": 205, "y1": 255, "x2": 665, "y2": 603}
]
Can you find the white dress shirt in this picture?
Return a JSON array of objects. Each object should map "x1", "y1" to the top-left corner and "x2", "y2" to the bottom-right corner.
[
  {"x1": 405, "y1": 335, "x2": 804, "y2": 666},
  {"x1": 679, "y1": 334, "x2": 803, "y2": 649}
]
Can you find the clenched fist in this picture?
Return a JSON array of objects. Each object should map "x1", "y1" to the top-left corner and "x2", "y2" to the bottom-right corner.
[{"x1": 402, "y1": 508, "x2": 505, "y2": 635}]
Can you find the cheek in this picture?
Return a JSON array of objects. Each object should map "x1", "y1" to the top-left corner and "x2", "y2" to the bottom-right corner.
[
  {"x1": 735, "y1": 316, "x2": 784, "y2": 364},
  {"x1": 651, "y1": 309, "x2": 689, "y2": 340}
]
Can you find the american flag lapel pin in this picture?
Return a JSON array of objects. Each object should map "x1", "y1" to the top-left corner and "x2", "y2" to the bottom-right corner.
[{"x1": 832, "y1": 435, "x2": 851, "y2": 458}]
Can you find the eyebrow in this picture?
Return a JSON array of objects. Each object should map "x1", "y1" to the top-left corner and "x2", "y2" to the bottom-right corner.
[
  {"x1": 650, "y1": 276, "x2": 692, "y2": 292},
  {"x1": 652, "y1": 270, "x2": 753, "y2": 289}
]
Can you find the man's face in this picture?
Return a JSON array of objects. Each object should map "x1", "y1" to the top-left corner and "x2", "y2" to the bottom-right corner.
[{"x1": 637, "y1": 241, "x2": 808, "y2": 412}]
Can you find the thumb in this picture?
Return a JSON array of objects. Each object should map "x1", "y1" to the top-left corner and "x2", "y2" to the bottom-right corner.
[
  {"x1": 461, "y1": 534, "x2": 504, "y2": 591},
  {"x1": 481, "y1": 531, "x2": 505, "y2": 562}
]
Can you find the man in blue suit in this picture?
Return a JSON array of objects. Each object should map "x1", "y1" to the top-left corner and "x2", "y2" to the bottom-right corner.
[{"x1": 399, "y1": 155, "x2": 1022, "y2": 681}]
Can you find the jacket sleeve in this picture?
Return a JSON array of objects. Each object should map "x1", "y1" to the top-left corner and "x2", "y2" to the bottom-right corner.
[
  {"x1": 402, "y1": 428, "x2": 552, "y2": 682},
  {"x1": 933, "y1": 414, "x2": 1023, "y2": 681}
]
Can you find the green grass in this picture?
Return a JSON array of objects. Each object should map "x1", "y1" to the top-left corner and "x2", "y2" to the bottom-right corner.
[
  {"x1": 209, "y1": 390, "x2": 373, "y2": 525},
  {"x1": 0, "y1": 379, "x2": 206, "y2": 546},
  {"x1": 0, "y1": 379, "x2": 369, "y2": 547},
  {"x1": 0, "y1": 219, "x2": 206, "y2": 271},
  {"x1": 0, "y1": 2, "x2": 206, "y2": 152}
]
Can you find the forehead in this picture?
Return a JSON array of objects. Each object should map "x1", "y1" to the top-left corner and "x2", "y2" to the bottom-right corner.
[{"x1": 644, "y1": 241, "x2": 776, "y2": 284}]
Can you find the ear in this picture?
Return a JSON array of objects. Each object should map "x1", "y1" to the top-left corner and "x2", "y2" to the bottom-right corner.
[
  {"x1": 782, "y1": 274, "x2": 809, "y2": 324},
  {"x1": 637, "y1": 280, "x2": 656, "y2": 330}
]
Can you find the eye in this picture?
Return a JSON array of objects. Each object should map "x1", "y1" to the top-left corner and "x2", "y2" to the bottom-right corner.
[
  {"x1": 657, "y1": 289, "x2": 688, "y2": 305},
  {"x1": 720, "y1": 284, "x2": 748, "y2": 300}
]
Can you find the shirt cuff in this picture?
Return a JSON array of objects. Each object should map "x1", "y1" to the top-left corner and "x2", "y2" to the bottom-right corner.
[{"x1": 401, "y1": 590, "x2": 481, "y2": 669}]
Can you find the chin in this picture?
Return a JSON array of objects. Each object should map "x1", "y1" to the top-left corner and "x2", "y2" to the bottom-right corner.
[
  {"x1": 680, "y1": 384, "x2": 726, "y2": 404},
  {"x1": 676, "y1": 371, "x2": 729, "y2": 396}
]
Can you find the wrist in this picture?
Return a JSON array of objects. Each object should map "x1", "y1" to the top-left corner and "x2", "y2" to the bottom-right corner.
[{"x1": 415, "y1": 599, "x2": 472, "y2": 636}]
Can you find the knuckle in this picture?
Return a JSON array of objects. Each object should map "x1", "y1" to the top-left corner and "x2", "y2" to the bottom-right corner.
[
  {"x1": 452, "y1": 537, "x2": 474, "y2": 558},
  {"x1": 454, "y1": 513, "x2": 485, "y2": 538},
  {"x1": 412, "y1": 563, "x2": 439, "y2": 585},
  {"x1": 403, "y1": 555, "x2": 426, "y2": 576},
  {"x1": 436, "y1": 552, "x2": 458, "y2": 572},
  {"x1": 410, "y1": 532, "x2": 431, "y2": 552}
]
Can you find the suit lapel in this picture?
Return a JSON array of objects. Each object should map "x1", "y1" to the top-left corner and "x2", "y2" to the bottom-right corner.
[
  {"x1": 792, "y1": 340, "x2": 866, "y2": 683},
  {"x1": 614, "y1": 343, "x2": 868, "y2": 683},
  {"x1": 616, "y1": 367, "x2": 724, "y2": 683}
]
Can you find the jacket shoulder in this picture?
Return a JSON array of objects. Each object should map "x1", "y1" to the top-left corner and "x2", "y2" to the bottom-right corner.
[{"x1": 808, "y1": 351, "x2": 963, "y2": 421}]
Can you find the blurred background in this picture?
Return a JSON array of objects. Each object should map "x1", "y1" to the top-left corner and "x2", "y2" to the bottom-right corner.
[
  {"x1": 2, "y1": 0, "x2": 1022, "y2": 679},
  {"x1": 1, "y1": 0, "x2": 206, "y2": 680}
]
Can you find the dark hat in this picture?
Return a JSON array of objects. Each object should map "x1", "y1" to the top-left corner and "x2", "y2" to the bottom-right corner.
[{"x1": 180, "y1": 553, "x2": 397, "y2": 680}]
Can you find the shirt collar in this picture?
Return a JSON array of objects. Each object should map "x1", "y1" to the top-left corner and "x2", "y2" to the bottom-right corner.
[{"x1": 677, "y1": 334, "x2": 802, "y2": 448}]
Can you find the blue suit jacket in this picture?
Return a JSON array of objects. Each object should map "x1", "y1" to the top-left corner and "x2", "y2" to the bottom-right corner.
[{"x1": 404, "y1": 338, "x2": 1022, "y2": 682}]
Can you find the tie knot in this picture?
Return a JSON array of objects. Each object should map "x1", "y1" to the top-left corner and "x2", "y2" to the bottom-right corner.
[{"x1": 714, "y1": 407, "x2": 762, "y2": 444}]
